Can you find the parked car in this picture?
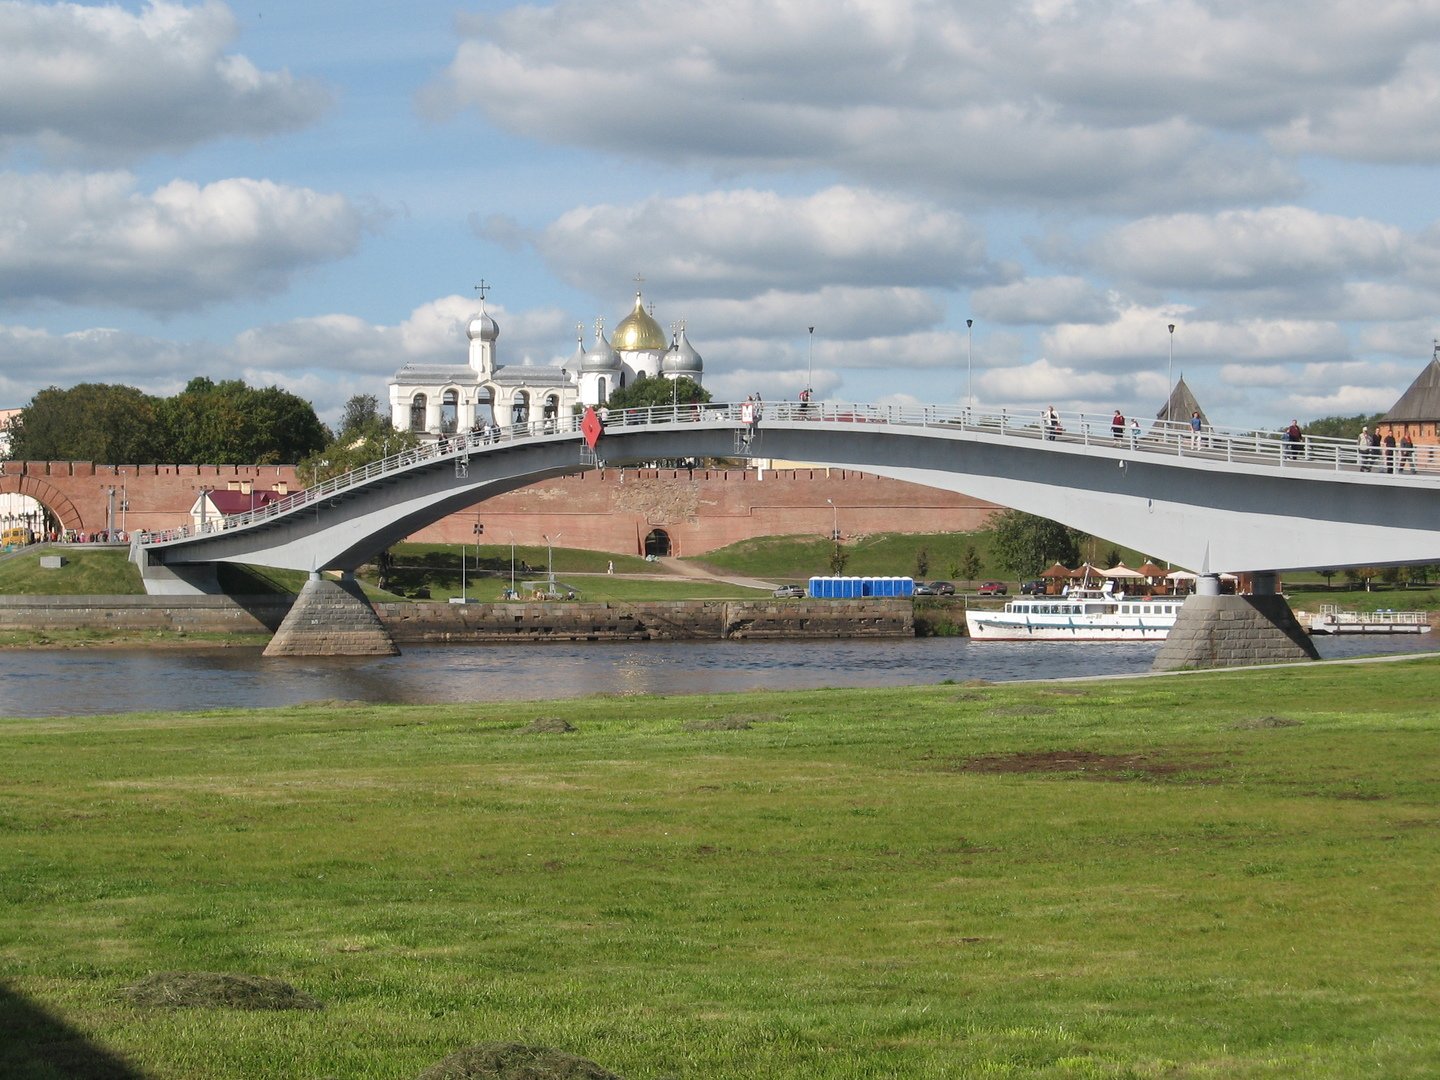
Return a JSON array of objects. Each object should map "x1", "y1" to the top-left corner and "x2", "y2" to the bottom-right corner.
[
  {"x1": 1020, "y1": 579, "x2": 1047, "y2": 595},
  {"x1": 926, "y1": 580, "x2": 956, "y2": 595},
  {"x1": 773, "y1": 584, "x2": 806, "y2": 598},
  {"x1": 913, "y1": 582, "x2": 936, "y2": 596},
  {"x1": 977, "y1": 580, "x2": 1008, "y2": 596}
]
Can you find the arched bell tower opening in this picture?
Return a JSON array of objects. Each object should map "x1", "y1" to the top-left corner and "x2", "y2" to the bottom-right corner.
[{"x1": 644, "y1": 528, "x2": 672, "y2": 557}]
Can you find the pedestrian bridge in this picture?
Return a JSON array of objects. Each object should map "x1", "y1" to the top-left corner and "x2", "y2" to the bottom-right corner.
[{"x1": 132, "y1": 400, "x2": 1440, "y2": 594}]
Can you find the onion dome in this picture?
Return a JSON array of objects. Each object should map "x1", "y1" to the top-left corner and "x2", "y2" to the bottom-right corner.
[
  {"x1": 467, "y1": 310, "x2": 498, "y2": 342},
  {"x1": 662, "y1": 326, "x2": 703, "y2": 375},
  {"x1": 582, "y1": 321, "x2": 621, "y2": 372},
  {"x1": 613, "y1": 291, "x2": 667, "y2": 351}
]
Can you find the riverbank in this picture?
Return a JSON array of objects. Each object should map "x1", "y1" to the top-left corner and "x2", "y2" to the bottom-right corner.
[
  {"x1": 0, "y1": 593, "x2": 916, "y2": 646},
  {"x1": 3, "y1": 661, "x2": 1437, "y2": 1078}
]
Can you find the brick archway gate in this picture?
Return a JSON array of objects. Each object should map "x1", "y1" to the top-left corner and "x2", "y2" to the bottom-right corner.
[{"x1": 0, "y1": 473, "x2": 83, "y2": 534}]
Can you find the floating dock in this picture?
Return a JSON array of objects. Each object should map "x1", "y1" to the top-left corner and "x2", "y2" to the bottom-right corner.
[{"x1": 1307, "y1": 604, "x2": 1432, "y2": 634}]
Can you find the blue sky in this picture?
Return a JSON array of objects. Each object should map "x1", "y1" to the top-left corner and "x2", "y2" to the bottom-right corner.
[{"x1": 4, "y1": 0, "x2": 1440, "y2": 432}]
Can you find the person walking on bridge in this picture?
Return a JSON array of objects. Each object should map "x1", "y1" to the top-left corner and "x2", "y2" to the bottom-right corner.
[
  {"x1": 1285, "y1": 419, "x2": 1303, "y2": 460},
  {"x1": 1111, "y1": 409, "x2": 1125, "y2": 442},
  {"x1": 1043, "y1": 405, "x2": 1061, "y2": 440}
]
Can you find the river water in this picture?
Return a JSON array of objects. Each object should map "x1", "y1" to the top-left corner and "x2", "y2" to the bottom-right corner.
[{"x1": 2, "y1": 634, "x2": 1436, "y2": 719}]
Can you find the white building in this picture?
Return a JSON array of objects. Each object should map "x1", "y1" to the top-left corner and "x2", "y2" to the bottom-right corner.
[{"x1": 388, "y1": 287, "x2": 703, "y2": 440}]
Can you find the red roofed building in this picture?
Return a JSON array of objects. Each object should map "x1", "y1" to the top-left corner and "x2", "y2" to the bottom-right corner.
[{"x1": 189, "y1": 480, "x2": 300, "y2": 530}]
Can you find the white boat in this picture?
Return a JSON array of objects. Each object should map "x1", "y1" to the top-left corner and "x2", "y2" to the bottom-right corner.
[
  {"x1": 1307, "y1": 604, "x2": 1432, "y2": 635},
  {"x1": 965, "y1": 587, "x2": 1184, "y2": 641}
]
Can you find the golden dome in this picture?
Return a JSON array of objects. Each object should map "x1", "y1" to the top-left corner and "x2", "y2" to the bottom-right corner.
[{"x1": 612, "y1": 292, "x2": 667, "y2": 352}]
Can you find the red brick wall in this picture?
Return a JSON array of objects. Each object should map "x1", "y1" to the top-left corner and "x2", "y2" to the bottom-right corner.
[{"x1": 0, "y1": 461, "x2": 996, "y2": 554}]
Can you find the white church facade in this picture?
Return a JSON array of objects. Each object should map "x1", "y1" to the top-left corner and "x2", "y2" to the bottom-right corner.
[{"x1": 388, "y1": 286, "x2": 703, "y2": 440}]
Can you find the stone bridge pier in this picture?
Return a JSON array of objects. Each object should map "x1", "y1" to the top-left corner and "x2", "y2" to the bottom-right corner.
[{"x1": 1153, "y1": 571, "x2": 1318, "y2": 671}]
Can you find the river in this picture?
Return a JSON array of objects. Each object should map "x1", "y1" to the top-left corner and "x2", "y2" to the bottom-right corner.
[{"x1": 2, "y1": 634, "x2": 1437, "y2": 719}]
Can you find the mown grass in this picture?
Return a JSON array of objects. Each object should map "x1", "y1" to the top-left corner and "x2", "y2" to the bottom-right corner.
[{"x1": 2, "y1": 660, "x2": 1437, "y2": 1078}]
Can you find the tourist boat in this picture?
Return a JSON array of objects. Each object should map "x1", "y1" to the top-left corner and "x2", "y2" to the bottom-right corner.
[
  {"x1": 1307, "y1": 605, "x2": 1432, "y2": 635},
  {"x1": 964, "y1": 586, "x2": 1183, "y2": 641}
]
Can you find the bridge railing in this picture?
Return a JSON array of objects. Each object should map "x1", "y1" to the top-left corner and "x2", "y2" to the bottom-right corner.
[{"x1": 136, "y1": 399, "x2": 1436, "y2": 548}]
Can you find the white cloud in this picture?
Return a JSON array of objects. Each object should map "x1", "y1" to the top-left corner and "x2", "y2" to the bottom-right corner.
[
  {"x1": 972, "y1": 276, "x2": 1117, "y2": 325},
  {"x1": 500, "y1": 187, "x2": 996, "y2": 296},
  {"x1": 1089, "y1": 208, "x2": 1406, "y2": 290},
  {"x1": 421, "y1": 0, "x2": 1440, "y2": 213},
  {"x1": 0, "y1": 0, "x2": 331, "y2": 163},
  {"x1": 0, "y1": 171, "x2": 371, "y2": 312}
]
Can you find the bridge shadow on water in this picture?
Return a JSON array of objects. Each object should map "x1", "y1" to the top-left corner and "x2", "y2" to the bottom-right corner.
[{"x1": 0, "y1": 981, "x2": 147, "y2": 1079}]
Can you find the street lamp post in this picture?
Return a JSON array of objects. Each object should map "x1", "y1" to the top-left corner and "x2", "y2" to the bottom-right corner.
[
  {"x1": 1166, "y1": 323, "x2": 1176, "y2": 427},
  {"x1": 509, "y1": 531, "x2": 517, "y2": 599},
  {"x1": 966, "y1": 318, "x2": 974, "y2": 408},
  {"x1": 542, "y1": 532, "x2": 561, "y2": 591},
  {"x1": 806, "y1": 325, "x2": 815, "y2": 396},
  {"x1": 826, "y1": 498, "x2": 837, "y2": 541}
]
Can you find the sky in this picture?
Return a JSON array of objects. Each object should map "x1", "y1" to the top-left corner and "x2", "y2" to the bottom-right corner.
[{"x1": 3, "y1": 0, "x2": 1440, "y2": 434}]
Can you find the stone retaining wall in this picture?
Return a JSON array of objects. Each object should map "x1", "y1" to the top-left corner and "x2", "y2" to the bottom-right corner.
[
  {"x1": 378, "y1": 598, "x2": 913, "y2": 643},
  {"x1": 0, "y1": 596, "x2": 913, "y2": 642},
  {"x1": 0, "y1": 594, "x2": 290, "y2": 634}
]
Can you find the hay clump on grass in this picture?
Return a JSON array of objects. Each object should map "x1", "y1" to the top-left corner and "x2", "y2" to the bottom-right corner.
[
  {"x1": 684, "y1": 715, "x2": 752, "y2": 732},
  {"x1": 414, "y1": 1042, "x2": 624, "y2": 1080},
  {"x1": 121, "y1": 972, "x2": 322, "y2": 1011},
  {"x1": 521, "y1": 717, "x2": 575, "y2": 734},
  {"x1": 1233, "y1": 715, "x2": 1303, "y2": 730}
]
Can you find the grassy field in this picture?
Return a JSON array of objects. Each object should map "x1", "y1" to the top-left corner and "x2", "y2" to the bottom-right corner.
[
  {"x1": 2, "y1": 660, "x2": 1438, "y2": 1078},
  {"x1": 3, "y1": 539, "x2": 1437, "y2": 618}
]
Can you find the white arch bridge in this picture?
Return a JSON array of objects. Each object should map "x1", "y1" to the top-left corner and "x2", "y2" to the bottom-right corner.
[{"x1": 133, "y1": 399, "x2": 1440, "y2": 596}]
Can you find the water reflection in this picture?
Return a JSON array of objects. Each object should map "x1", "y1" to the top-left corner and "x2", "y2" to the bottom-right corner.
[{"x1": 1, "y1": 634, "x2": 1434, "y2": 719}]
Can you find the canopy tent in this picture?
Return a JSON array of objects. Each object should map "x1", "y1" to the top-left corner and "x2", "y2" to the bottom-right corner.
[
  {"x1": 1040, "y1": 562, "x2": 1073, "y2": 579},
  {"x1": 1101, "y1": 563, "x2": 1145, "y2": 579},
  {"x1": 1137, "y1": 561, "x2": 1168, "y2": 579}
]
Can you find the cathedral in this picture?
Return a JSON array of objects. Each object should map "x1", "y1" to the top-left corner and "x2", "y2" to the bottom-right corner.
[{"x1": 388, "y1": 285, "x2": 703, "y2": 439}]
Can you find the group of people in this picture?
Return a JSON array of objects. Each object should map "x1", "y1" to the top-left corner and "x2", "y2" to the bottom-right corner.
[
  {"x1": 1109, "y1": 410, "x2": 1142, "y2": 447},
  {"x1": 1357, "y1": 426, "x2": 1416, "y2": 473}
]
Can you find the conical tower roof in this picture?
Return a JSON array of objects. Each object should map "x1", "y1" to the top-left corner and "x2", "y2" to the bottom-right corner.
[
  {"x1": 1381, "y1": 344, "x2": 1440, "y2": 423},
  {"x1": 1155, "y1": 376, "x2": 1208, "y2": 428}
]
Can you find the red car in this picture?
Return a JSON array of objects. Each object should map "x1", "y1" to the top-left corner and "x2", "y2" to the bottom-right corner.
[{"x1": 977, "y1": 580, "x2": 1008, "y2": 596}]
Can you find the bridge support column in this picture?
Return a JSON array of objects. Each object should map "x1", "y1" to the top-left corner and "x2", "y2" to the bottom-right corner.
[
  {"x1": 263, "y1": 572, "x2": 399, "y2": 657},
  {"x1": 1152, "y1": 575, "x2": 1317, "y2": 671}
]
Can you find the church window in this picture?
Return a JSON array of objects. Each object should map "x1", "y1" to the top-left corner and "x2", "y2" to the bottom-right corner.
[
  {"x1": 409, "y1": 394, "x2": 427, "y2": 433},
  {"x1": 441, "y1": 389, "x2": 459, "y2": 434}
]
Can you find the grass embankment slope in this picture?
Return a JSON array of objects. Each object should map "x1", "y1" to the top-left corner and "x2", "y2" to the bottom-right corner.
[{"x1": 3, "y1": 661, "x2": 1437, "y2": 1078}]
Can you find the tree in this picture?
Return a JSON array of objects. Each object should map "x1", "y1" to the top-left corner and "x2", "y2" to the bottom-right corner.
[
  {"x1": 301, "y1": 396, "x2": 418, "y2": 484},
  {"x1": 1318, "y1": 569, "x2": 1336, "y2": 590},
  {"x1": 604, "y1": 376, "x2": 710, "y2": 411},
  {"x1": 989, "y1": 509, "x2": 1083, "y2": 579},
  {"x1": 338, "y1": 394, "x2": 389, "y2": 441},
  {"x1": 1303, "y1": 412, "x2": 1387, "y2": 440},
  {"x1": 957, "y1": 544, "x2": 984, "y2": 585},
  {"x1": 157, "y1": 379, "x2": 328, "y2": 464},
  {"x1": 6, "y1": 384, "x2": 163, "y2": 463},
  {"x1": 828, "y1": 542, "x2": 849, "y2": 575},
  {"x1": 914, "y1": 547, "x2": 929, "y2": 577}
]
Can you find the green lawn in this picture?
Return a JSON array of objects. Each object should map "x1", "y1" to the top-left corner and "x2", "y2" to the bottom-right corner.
[{"x1": 2, "y1": 660, "x2": 1438, "y2": 1078}]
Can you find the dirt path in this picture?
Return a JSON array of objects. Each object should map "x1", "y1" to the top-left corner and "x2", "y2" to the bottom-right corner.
[{"x1": 652, "y1": 557, "x2": 778, "y2": 591}]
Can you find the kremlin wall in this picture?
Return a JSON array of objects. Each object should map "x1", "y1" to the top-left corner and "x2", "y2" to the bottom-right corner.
[{"x1": 0, "y1": 459, "x2": 997, "y2": 555}]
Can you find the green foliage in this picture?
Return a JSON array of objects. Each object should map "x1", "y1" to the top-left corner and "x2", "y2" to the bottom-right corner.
[
  {"x1": 603, "y1": 375, "x2": 709, "y2": 410},
  {"x1": 989, "y1": 509, "x2": 1084, "y2": 578},
  {"x1": 5, "y1": 379, "x2": 327, "y2": 465},
  {"x1": 914, "y1": 546, "x2": 929, "y2": 577},
  {"x1": 298, "y1": 393, "x2": 419, "y2": 483},
  {"x1": 6, "y1": 383, "x2": 163, "y2": 463},
  {"x1": 1303, "y1": 412, "x2": 1387, "y2": 439},
  {"x1": 958, "y1": 543, "x2": 984, "y2": 584},
  {"x1": 828, "y1": 542, "x2": 849, "y2": 575},
  {"x1": 156, "y1": 379, "x2": 328, "y2": 465}
]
